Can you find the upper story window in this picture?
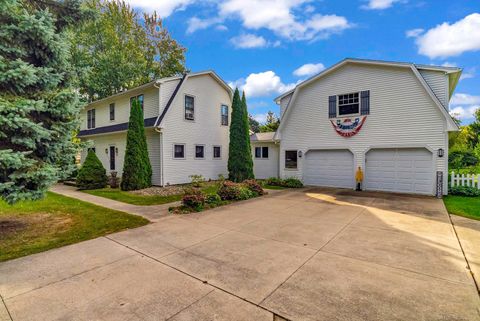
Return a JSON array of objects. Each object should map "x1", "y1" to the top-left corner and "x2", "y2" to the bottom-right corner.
[
  {"x1": 109, "y1": 103, "x2": 115, "y2": 121},
  {"x1": 338, "y1": 92, "x2": 359, "y2": 116},
  {"x1": 285, "y1": 150, "x2": 298, "y2": 169},
  {"x1": 174, "y1": 144, "x2": 185, "y2": 159},
  {"x1": 255, "y1": 146, "x2": 269, "y2": 159},
  {"x1": 185, "y1": 95, "x2": 195, "y2": 120},
  {"x1": 130, "y1": 94, "x2": 144, "y2": 111},
  {"x1": 87, "y1": 109, "x2": 95, "y2": 129},
  {"x1": 221, "y1": 105, "x2": 228, "y2": 126}
]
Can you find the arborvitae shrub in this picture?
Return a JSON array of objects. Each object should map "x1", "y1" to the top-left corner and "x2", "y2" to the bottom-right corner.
[{"x1": 76, "y1": 151, "x2": 108, "y2": 190}]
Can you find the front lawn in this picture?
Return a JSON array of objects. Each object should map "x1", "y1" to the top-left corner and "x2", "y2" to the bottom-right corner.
[
  {"x1": 0, "y1": 192, "x2": 148, "y2": 262},
  {"x1": 263, "y1": 184, "x2": 287, "y2": 190},
  {"x1": 444, "y1": 195, "x2": 480, "y2": 221},
  {"x1": 82, "y1": 184, "x2": 219, "y2": 206}
]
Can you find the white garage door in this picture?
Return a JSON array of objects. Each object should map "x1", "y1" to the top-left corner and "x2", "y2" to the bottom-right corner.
[
  {"x1": 365, "y1": 148, "x2": 433, "y2": 195},
  {"x1": 304, "y1": 150, "x2": 354, "y2": 188}
]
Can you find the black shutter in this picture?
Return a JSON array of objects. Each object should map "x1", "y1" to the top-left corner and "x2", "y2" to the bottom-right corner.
[
  {"x1": 328, "y1": 95, "x2": 337, "y2": 118},
  {"x1": 360, "y1": 90, "x2": 370, "y2": 115}
]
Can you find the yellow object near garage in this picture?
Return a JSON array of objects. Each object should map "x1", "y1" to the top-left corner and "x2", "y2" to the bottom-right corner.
[{"x1": 355, "y1": 166, "x2": 364, "y2": 191}]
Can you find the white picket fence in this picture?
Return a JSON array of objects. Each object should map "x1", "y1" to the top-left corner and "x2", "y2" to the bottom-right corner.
[{"x1": 450, "y1": 172, "x2": 480, "y2": 189}]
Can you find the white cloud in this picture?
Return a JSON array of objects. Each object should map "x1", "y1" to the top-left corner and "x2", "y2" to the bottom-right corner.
[
  {"x1": 441, "y1": 62, "x2": 457, "y2": 67},
  {"x1": 449, "y1": 105, "x2": 479, "y2": 120},
  {"x1": 187, "y1": 17, "x2": 221, "y2": 34},
  {"x1": 231, "y1": 71, "x2": 295, "y2": 97},
  {"x1": 412, "y1": 13, "x2": 480, "y2": 58},
  {"x1": 451, "y1": 93, "x2": 480, "y2": 105},
  {"x1": 125, "y1": 0, "x2": 194, "y2": 17},
  {"x1": 230, "y1": 34, "x2": 268, "y2": 48},
  {"x1": 362, "y1": 0, "x2": 402, "y2": 10},
  {"x1": 460, "y1": 68, "x2": 475, "y2": 81},
  {"x1": 405, "y1": 28, "x2": 424, "y2": 38},
  {"x1": 253, "y1": 113, "x2": 268, "y2": 123},
  {"x1": 293, "y1": 63, "x2": 325, "y2": 77}
]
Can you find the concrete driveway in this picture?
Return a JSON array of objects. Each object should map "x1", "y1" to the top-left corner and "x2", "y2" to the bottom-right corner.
[{"x1": 1, "y1": 188, "x2": 479, "y2": 321}]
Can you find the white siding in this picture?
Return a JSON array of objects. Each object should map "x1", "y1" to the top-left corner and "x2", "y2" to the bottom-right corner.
[
  {"x1": 79, "y1": 86, "x2": 159, "y2": 131},
  {"x1": 80, "y1": 129, "x2": 162, "y2": 185},
  {"x1": 419, "y1": 69, "x2": 448, "y2": 108},
  {"x1": 161, "y1": 74, "x2": 231, "y2": 185},
  {"x1": 279, "y1": 93, "x2": 292, "y2": 118},
  {"x1": 278, "y1": 63, "x2": 448, "y2": 195},
  {"x1": 252, "y1": 142, "x2": 279, "y2": 179},
  {"x1": 159, "y1": 79, "x2": 181, "y2": 115}
]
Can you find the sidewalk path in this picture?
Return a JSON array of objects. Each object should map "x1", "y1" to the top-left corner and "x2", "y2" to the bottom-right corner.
[{"x1": 51, "y1": 184, "x2": 178, "y2": 222}]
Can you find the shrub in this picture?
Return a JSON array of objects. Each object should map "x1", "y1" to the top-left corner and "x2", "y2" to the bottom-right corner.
[
  {"x1": 265, "y1": 177, "x2": 283, "y2": 186},
  {"x1": 205, "y1": 194, "x2": 222, "y2": 205},
  {"x1": 243, "y1": 179, "x2": 265, "y2": 196},
  {"x1": 182, "y1": 188, "x2": 205, "y2": 210},
  {"x1": 76, "y1": 151, "x2": 108, "y2": 190},
  {"x1": 449, "y1": 186, "x2": 480, "y2": 197},
  {"x1": 217, "y1": 181, "x2": 242, "y2": 200},
  {"x1": 189, "y1": 174, "x2": 205, "y2": 188},
  {"x1": 282, "y1": 177, "x2": 303, "y2": 188},
  {"x1": 237, "y1": 186, "x2": 255, "y2": 200}
]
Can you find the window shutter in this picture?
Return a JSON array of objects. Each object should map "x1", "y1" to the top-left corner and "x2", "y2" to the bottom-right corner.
[
  {"x1": 328, "y1": 95, "x2": 337, "y2": 118},
  {"x1": 360, "y1": 90, "x2": 370, "y2": 115}
]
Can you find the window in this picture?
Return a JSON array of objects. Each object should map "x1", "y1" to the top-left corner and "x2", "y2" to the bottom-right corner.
[
  {"x1": 255, "y1": 146, "x2": 269, "y2": 159},
  {"x1": 130, "y1": 94, "x2": 144, "y2": 111},
  {"x1": 87, "y1": 109, "x2": 95, "y2": 129},
  {"x1": 338, "y1": 92, "x2": 359, "y2": 116},
  {"x1": 174, "y1": 144, "x2": 185, "y2": 159},
  {"x1": 109, "y1": 146, "x2": 115, "y2": 170},
  {"x1": 185, "y1": 95, "x2": 195, "y2": 120},
  {"x1": 109, "y1": 103, "x2": 115, "y2": 121},
  {"x1": 195, "y1": 145, "x2": 205, "y2": 159},
  {"x1": 213, "y1": 146, "x2": 221, "y2": 159},
  {"x1": 285, "y1": 150, "x2": 298, "y2": 169},
  {"x1": 221, "y1": 105, "x2": 228, "y2": 126}
]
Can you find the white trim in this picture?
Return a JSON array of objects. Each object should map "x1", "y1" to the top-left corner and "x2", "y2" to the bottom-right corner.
[
  {"x1": 364, "y1": 144, "x2": 435, "y2": 154},
  {"x1": 173, "y1": 143, "x2": 186, "y2": 160},
  {"x1": 184, "y1": 94, "x2": 195, "y2": 121},
  {"x1": 284, "y1": 149, "x2": 298, "y2": 170},
  {"x1": 194, "y1": 144, "x2": 205, "y2": 159},
  {"x1": 212, "y1": 145, "x2": 222, "y2": 159},
  {"x1": 337, "y1": 92, "x2": 360, "y2": 118}
]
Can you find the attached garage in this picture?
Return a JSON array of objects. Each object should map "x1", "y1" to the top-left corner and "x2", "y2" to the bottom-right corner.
[
  {"x1": 304, "y1": 149, "x2": 354, "y2": 188},
  {"x1": 365, "y1": 148, "x2": 434, "y2": 195}
]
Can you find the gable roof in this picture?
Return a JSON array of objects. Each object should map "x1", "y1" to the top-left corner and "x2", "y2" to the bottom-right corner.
[
  {"x1": 274, "y1": 58, "x2": 460, "y2": 140},
  {"x1": 250, "y1": 132, "x2": 276, "y2": 142}
]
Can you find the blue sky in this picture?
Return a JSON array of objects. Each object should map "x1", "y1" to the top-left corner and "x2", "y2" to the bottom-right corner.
[{"x1": 129, "y1": 0, "x2": 479, "y2": 125}]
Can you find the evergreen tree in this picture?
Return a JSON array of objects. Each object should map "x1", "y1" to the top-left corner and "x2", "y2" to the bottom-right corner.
[
  {"x1": 248, "y1": 114, "x2": 260, "y2": 133},
  {"x1": 259, "y1": 111, "x2": 280, "y2": 132},
  {"x1": 76, "y1": 151, "x2": 108, "y2": 189},
  {"x1": 0, "y1": 0, "x2": 86, "y2": 203},
  {"x1": 121, "y1": 99, "x2": 152, "y2": 190},
  {"x1": 242, "y1": 92, "x2": 254, "y2": 179},
  {"x1": 228, "y1": 89, "x2": 254, "y2": 182}
]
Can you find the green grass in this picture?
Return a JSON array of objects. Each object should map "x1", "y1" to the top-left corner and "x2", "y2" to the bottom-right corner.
[
  {"x1": 263, "y1": 184, "x2": 287, "y2": 190},
  {"x1": 444, "y1": 195, "x2": 480, "y2": 221},
  {"x1": 83, "y1": 184, "x2": 220, "y2": 206},
  {"x1": 0, "y1": 192, "x2": 148, "y2": 262}
]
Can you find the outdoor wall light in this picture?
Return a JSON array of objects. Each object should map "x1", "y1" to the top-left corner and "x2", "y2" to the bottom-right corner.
[
  {"x1": 115, "y1": 147, "x2": 119, "y2": 155},
  {"x1": 105, "y1": 148, "x2": 108, "y2": 154},
  {"x1": 298, "y1": 150, "x2": 303, "y2": 158},
  {"x1": 438, "y1": 148, "x2": 444, "y2": 158}
]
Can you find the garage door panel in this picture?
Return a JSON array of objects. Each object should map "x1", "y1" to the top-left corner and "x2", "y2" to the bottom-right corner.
[
  {"x1": 366, "y1": 148, "x2": 433, "y2": 195},
  {"x1": 305, "y1": 150, "x2": 353, "y2": 188}
]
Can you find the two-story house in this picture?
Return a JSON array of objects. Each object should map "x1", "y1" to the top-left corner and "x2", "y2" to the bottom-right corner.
[
  {"x1": 251, "y1": 58, "x2": 461, "y2": 196},
  {"x1": 78, "y1": 71, "x2": 233, "y2": 186}
]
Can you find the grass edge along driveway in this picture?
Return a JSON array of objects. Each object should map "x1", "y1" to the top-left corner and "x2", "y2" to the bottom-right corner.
[
  {"x1": 0, "y1": 192, "x2": 148, "y2": 262},
  {"x1": 443, "y1": 195, "x2": 480, "y2": 221}
]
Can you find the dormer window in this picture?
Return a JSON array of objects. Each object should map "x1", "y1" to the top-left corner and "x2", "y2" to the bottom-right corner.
[
  {"x1": 338, "y1": 92, "x2": 359, "y2": 116},
  {"x1": 185, "y1": 95, "x2": 195, "y2": 120}
]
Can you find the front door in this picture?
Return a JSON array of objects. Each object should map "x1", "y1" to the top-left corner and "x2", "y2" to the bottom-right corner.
[{"x1": 109, "y1": 146, "x2": 115, "y2": 170}]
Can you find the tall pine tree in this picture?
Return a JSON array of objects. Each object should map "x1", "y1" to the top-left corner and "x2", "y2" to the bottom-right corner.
[
  {"x1": 0, "y1": 0, "x2": 86, "y2": 203},
  {"x1": 241, "y1": 91, "x2": 254, "y2": 179},
  {"x1": 228, "y1": 89, "x2": 254, "y2": 182},
  {"x1": 121, "y1": 99, "x2": 152, "y2": 191}
]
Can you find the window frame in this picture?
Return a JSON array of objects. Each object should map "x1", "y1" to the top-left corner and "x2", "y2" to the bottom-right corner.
[
  {"x1": 109, "y1": 145, "x2": 116, "y2": 170},
  {"x1": 254, "y1": 146, "x2": 269, "y2": 159},
  {"x1": 285, "y1": 150, "x2": 298, "y2": 169},
  {"x1": 184, "y1": 95, "x2": 195, "y2": 121},
  {"x1": 87, "y1": 109, "x2": 96, "y2": 129},
  {"x1": 221, "y1": 104, "x2": 229, "y2": 126},
  {"x1": 213, "y1": 146, "x2": 222, "y2": 159},
  {"x1": 337, "y1": 92, "x2": 360, "y2": 117},
  {"x1": 109, "y1": 103, "x2": 115, "y2": 121},
  {"x1": 173, "y1": 144, "x2": 186, "y2": 159},
  {"x1": 194, "y1": 144, "x2": 205, "y2": 159}
]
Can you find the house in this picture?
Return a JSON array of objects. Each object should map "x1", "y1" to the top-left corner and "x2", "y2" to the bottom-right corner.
[
  {"x1": 252, "y1": 58, "x2": 461, "y2": 196},
  {"x1": 78, "y1": 71, "x2": 233, "y2": 186}
]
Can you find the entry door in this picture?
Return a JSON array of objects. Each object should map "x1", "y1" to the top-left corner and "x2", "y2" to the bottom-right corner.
[
  {"x1": 109, "y1": 146, "x2": 115, "y2": 170},
  {"x1": 365, "y1": 148, "x2": 433, "y2": 195},
  {"x1": 304, "y1": 149, "x2": 354, "y2": 188}
]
